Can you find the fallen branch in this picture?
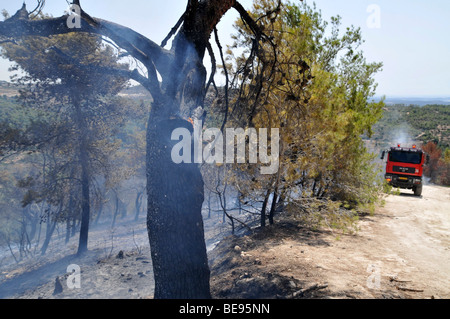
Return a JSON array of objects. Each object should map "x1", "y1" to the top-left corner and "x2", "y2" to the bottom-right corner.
[
  {"x1": 389, "y1": 276, "x2": 412, "y2": 283},
  {"x1": 396, "y1": 286, "x2": 424, "y2": 293},
  {"x1": 293, "y1": 284, "x2": 328, "y2": 298}
]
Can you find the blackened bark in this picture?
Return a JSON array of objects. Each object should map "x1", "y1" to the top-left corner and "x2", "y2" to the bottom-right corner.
[
  {"x1": 65, "y1": 196, "x2": 74, "y2": 244},
  {"x1": 74, "y1": 99, "x2": 90, "y2": 256},
  {"x1": 268, "y1": 189, "x2": 278, "y2": 225},
  {"x1": 77, "y1": 141, "x2": 91, "y2": 255},
  {"x1": 207, "y1": 191, "x2": 212, "y2": 219},
  {"x1": 261, "y1": 189, "x2": 271, "y2": 228},
  {"x1": 65, "y1": 218, "x2": 71, "y2": 244},
  {"x1": 146, "y1": 118, "x2": 210, "y2": 299}
]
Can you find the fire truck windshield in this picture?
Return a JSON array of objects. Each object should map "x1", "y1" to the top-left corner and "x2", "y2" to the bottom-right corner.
[{"x1": 389, "y1": 151, "x2": 422, "y2": 164}]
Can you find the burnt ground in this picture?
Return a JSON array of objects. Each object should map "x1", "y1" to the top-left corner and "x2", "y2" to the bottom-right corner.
[
  {"x1": 0, "y1": 185, "x2": 449, "y2": 299},
  {"x1": 0, "y1": 217, "x2": 155, "y2": 299}
]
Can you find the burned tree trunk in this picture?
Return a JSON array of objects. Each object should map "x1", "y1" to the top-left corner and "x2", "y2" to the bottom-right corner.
[
  {"x1": 73, "y1": 98, "x2": 91, "y2": 256},
  {"x1": 268, "y1": 189, "x2": 278, "y2": 226},
  {"x1": 146, "y1": 118, "x2": 210, "y2": 299},
  {"x1": 77, "y1": 149, "x2": 91, "y2": 255},
  {"x1": 260, "y1": 188, "x2": 271, "y2": 228}
]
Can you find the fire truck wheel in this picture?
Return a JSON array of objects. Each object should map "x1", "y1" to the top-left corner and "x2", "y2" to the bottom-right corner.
[{"x1": 413, "y1": 185, "x2": 423, "y2": 197}]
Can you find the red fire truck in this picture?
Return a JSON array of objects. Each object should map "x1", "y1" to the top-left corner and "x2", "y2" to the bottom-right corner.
[{"x1": 381, "y1": 144, "x2": 429, "y2": 196}]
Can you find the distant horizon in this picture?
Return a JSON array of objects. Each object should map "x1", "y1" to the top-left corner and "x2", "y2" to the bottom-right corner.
[
  {"x1": 375, "y1": 95, "x2": 450, "y2": 100},
  {"x1": 1, "y1": 79, "x2": 449, "y2": 101}
]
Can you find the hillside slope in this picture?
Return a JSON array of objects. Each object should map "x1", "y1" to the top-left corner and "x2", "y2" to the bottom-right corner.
[{"x1": 372, "y1": 104, "x2": 450, "y2": 148}]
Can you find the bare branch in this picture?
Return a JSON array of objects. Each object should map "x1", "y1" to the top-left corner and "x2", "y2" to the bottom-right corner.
[
  {"x1": 161, "y1": 13, "x2": 185, "y2": 48},
  {"x1": 48, "y1": 46, "x2": 149, "y2": 88},
  {"x1": 0, "y1": 39, "x2": 17, "y2": 45},
  {"x1": 233, "y1": 1, "x2": 262, "y2": 38},
  {"x1": 214, "y1": 27, "x2": 229, "y2": 133},
  {"x1": 205, "y1": 41, "x2": 218, "y2": 96},
  {"x1": 29, "y1": 0, "x2": 46, "y2": 18}
]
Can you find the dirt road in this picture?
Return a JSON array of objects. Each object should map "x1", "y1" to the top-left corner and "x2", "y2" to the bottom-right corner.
[
  {"x1": 318, "y1": 184, "x2": 450, "y2": 298},
  {"x1": 372, "y1": 184, "x2": 450, "y2": 297},
  {"x1": 211, "y1": 184, "x2": 450, "y2": 299}
]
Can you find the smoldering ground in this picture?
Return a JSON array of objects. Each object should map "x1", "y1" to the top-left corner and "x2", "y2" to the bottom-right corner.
[{"x1": 0, "y1": 188, "x2": 257, "y2": 299}]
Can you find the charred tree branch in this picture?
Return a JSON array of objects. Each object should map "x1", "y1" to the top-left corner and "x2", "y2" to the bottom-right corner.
[
  {"x1": 0, "y1": 8, "x2": 173, "y2": 80},
  {"x1": 205, "y1": 41, "x2": 219, "y2": 96},
  {"x1": 233, "y1": 1, "x2": 262, "y2": 38},
  {"x1": 48, "y1": 46, "x2": 150, "y2": 89},
  {"x1": 161, "y1": 13, "x2": 185, "y2": 48},
  {"x1": 213, "y1": 28, "x2": 229, "y2": 133}
]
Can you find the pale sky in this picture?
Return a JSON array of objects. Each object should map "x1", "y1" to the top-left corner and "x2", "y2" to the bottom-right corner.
[{"x1": 0, "y1": 0, "x2": 449, "y2": 98}]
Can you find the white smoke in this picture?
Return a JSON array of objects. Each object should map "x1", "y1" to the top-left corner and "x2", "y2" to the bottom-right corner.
[{"x1": 390, "y1": 125, "x2": 417, "y2": 147}]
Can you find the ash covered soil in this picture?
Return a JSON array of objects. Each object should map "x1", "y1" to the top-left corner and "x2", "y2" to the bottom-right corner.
[
  {"x1": 1, "y1": 185, "x2": 449, "y2": 299},
  {"x1": 0, "y1": 218, "x2": 156, "y2": 299}
]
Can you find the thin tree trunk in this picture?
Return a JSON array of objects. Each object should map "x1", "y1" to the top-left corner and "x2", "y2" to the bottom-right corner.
[
  {"x1": 134, "y1": 191, "x2": 143, "y2": 221},
  {"x1": 65, "y1": 195, "x2": 74, "y2": 244},
  {"x1": 237, "y1": 191, "x2": 242, "y2": 215},
  {"x1": 24, "y1": 206, "x2": 38, "y2": 243},
  {"x1": 261, "y1": 188, "x2": 271, "y2": 228},
  {"x1": 71, "y1": 217, "x2": 77, "y2": 238},
  {"x1": 94, "y1": 199, "x2": 104, "y2": 225},
  {"x1": 217, "y1": 188, "x2": 234, "y2": 234},
  {"x1": 40, "y1": 218, "x2": 57, "y2": 256},
  {"x1": 65, "y1": 217, "x2": 71, "y2": 244},
  {"x1": 312, "y1": 179, "x2": 317, "y2": 196},
  {"x1": 77, "y1": 146, "x2": 91, "y2": 255},
  {"x1": 207, "y1": 190, "x2": 212, "y2": 219},
  {"x1": 120, "y1": 197, "x2": 127, "y2": 219},
  {"x1": 269, "y1": 189, "x2": 278, "y2": 225},
  {"x1": 6, "y1": 239, "x2": 19, "y2": 264},
  {"x1": 41, "y1": 203, "x2": 62, "y2": 255},
  {"x1": 111, "y1": 189, "x2": 120, "y2": 228},
  {"x1": 74, "y1": 98, "x2": 91, "y2": 256}
]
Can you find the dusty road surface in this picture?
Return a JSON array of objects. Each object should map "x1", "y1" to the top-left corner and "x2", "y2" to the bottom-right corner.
[
  {"x1": 211, "y1": 184, "x2": 450, "y2": 299},
  {"x1": 372, "y1": 184, "x2": 450, "y2": 297},
  {"x1": 320, "y1": 184, "x2": 450, "y2": 298}
]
